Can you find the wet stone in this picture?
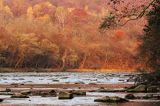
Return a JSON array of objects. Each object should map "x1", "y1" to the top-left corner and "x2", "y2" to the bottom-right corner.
[
  {"x1": 147, "y1": 86, "x2": 159, "y2": 92},
  {"x1": 127, "y1": 85, "x2": 147, "y2": 92},
  {"x1": 95, "y1": 96, "x2": 128, "y2": 103},
  {"x1": 0, "y1": 99, "x2": 4, "y2": 102},
  {"x1": 11, "y1": 93, "x2": 29, "y2": 98},
  {"x1": 21, "y1": 90, "x2": 32, "y2": 95},
  {"x1": 58, "y1": 91, "x2": 73, "y2": 99},
  {"x1": 125, "y1": 94, "x2": 136, "y2": 99}
]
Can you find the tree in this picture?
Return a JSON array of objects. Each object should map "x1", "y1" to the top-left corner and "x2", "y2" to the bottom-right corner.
[
  {"x1": 55, "y1": 6, "x2": 69, "y2": 32},
  {"x1": 100, "y1": 0, "x2": 156, "y2": 30},
  {"x1": 139, "y1": 1, "x2": 160, "y2": 70},
  {"x1": 101, "y1": 0, "x2": 160, "y2": 70}
]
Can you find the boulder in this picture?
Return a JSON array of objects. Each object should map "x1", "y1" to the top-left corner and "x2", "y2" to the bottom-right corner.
[
  {"x1": 0, "y1": 99, "x2": 3, "y2": 102},
  {"x1": 70, "y1": 90, "x2": 86, "y2": 96},
  {"x1": 127, "y1": 85, "x2": 146, "y2": 92},
  {"x1": 125, "y1": 94, "x2": 135, "y2": 99},
  {"x1": 94, "y1": 96, "x2": 128, "y2": 103},
  {"x1": 41, "y1": 90, "x2": 57, "y2": 97},
  {"x1": 58, "y1": 91, "x2": 73, "y2": 99},
  {"x1": 0, "y1": 88, "x2": 11, "y2": 92},
  {"x1": 11, "y1": 93, "x2": 29, "y2": 98},
  {"x1": 32, "y1": 90, "x2": 57, "y2": 97},
  {"x1": 0, "y1": 92, "x2": 13, "y2": 95},
  {"x1": 143, "y1": 94, "x2": 160, "y2": 100},
  {"x1": 21, "y1": 90, "x2": 32, "y2": 95},
  {"x1": 147, "y1": 86, "x2": 158, "y2": 92}
]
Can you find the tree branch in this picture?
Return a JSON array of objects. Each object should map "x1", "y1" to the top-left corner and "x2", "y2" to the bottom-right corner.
[{"x1": 118, "y1": 0, "x2": 157, "y2": 26}]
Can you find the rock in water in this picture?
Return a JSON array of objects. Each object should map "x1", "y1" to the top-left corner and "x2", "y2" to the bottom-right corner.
[
  {"x1": 127, "y1": 85, "x2": 146, "y2": 92},
  {"x1": 21, "y1": 90, "x2": 32, "y2": 95},
  {"x1": 147, "y1": 86, "x2": 159, "y2": 92},
  {"x1": 0, "y1": 88, "x2": 11, "y2": 92},
  {"x1": 0, "y1": 99, "x2": 3, "y2": 102},
  {"x1": 125, "y1": 94, "x2": 135, "y2": 99},
  {"x1": 70, "y1": 90, "x2": 86, "y2": 96},
  {"x1": 41, "y1": 90, "x2": 57, "y2": 97},
  {"x1": 11, "y1": 93, "x2": 29, "y2": 98},
  {"x1": 58, "y1": 91, "x2": 73, "y2": 99},
  {"x1": 94, "y1": 96, "x2": 128, "y2": 103}
]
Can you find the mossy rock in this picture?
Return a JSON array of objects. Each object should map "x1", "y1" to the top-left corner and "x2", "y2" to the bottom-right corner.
[
  {"x1": 127, "y1": 85, "x2": 147, "y2": 92},
  {"x1": 58, "y1": 91, "x2": 73, "y2": 99}
]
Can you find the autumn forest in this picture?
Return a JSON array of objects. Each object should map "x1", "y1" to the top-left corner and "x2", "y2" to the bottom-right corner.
[{"x1": 0, "y1": 0, "x2": 147, "y2": 71}]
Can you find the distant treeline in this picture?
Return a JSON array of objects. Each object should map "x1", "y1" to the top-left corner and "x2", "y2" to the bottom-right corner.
[{"x1": 0, "y1": 0, "x2": 145, "y2": 70}]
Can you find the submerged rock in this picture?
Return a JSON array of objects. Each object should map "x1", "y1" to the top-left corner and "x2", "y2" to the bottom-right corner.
[
  {"x1": 0, "y1": 92, "x2": 13, "y2": 95},
  {"x1": 32, "y1": 90, "x2": 57, "y2": 97},
  {"x1": 142, "y1": 94, "x2": 160, "y2": 100},
  {"x1": 11, "y1": 93, "x2": 29, "y2": 98},
  {"x1": 70, "y1": 90, "x2": 86, "y2": 96},
  {"x1": 125, "y1": 94, "x2": 135, "y2": 99},
  {"x1": 147, "y1": 86, "x2": 159, "y2": 92},
  {"x1": 58, "y1": 91, "x2": 73, "y2": 99},
  {"x1": 96, "y1": 87, "x2": 126, "y2": 92},
  {"x1": 94, "y1": 96, "x2": 128, "y2": 103}
]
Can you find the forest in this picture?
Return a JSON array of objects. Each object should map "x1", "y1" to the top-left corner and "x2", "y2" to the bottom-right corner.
[{"x1": 0, "y1": 0, "x2": 152, "y2": 71}]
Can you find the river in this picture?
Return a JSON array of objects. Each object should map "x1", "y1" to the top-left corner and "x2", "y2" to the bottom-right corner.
[{"x1": 0, "y1": 72, "x2": 159, "y2": 106}]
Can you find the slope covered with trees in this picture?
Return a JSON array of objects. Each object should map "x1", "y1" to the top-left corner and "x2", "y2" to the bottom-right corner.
[{"x1": 0, "y1": 0, "x2": 145, "y2": 71}]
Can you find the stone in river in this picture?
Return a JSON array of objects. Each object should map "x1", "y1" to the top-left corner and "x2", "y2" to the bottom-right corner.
[
  {"x1": 125, "y1": 94, "x2": 136, "y2": 99},
  {"x1": 0, "y1": 88, "x2": 11, "y2": 92},
  {"x1": 95, "y1": 96, "x2": 128, "y2": 103},
  {"x1": 21, "y1": 90, "x2": 32, "y2": 95},
  {"x1": 147, "y1": 86, "x2": 159, "y2": 92},
  {"x1": 127, "y1": 85, "x2": 147, "y2": 92},
  {"x1": 143, "y1": 94, "x2": 160, "y2": 100},
  {"x1": 58, "y1": 91, "x2": 73, "y2": 99},
  {"x1": 0, "y1": 99, "x2": 3, "y2": 102},
  {"x1": 11, "y1": 93, "x2": 29, "y2": 98},
  {"x1": 36, "y1": 90, "x2": 57, "y2": 97},
  {"x1": 70, "y1": 90, "x2": 86, "y2": 96}
]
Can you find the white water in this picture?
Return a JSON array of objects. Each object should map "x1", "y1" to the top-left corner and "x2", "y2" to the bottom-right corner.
[{"x1": 0, "y1": 72, "x2": 136, "y2": 84}]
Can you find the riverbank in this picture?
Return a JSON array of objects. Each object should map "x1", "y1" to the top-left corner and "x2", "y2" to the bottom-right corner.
[{"x1": 0, "y1": 68, "x2": 136, "y2": 73}]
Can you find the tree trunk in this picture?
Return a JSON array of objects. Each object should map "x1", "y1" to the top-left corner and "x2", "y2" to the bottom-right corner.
[
  {"x1": 102, "y1": 53, "x2": 108, "y2": 69},
  {"x1": 79, "y1": 53, "x2": 87, "y2": 69},
  {"x1": 61, "y1": 49, "x2": 67, "y2": 71}
]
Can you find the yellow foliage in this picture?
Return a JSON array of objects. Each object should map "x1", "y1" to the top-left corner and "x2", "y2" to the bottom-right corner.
[
  {"x1": 37, "y1": 14, "x2": 51, "y2": 23},
  {"x1": 4, "y1": 6, "x2": 13, "y2": 16},
  {"x1": 27, "y1": 6, "x2": 34, "y2": 19},
  {"x1": 0, "y1": 0, "x2": 4, "y2": 10}
]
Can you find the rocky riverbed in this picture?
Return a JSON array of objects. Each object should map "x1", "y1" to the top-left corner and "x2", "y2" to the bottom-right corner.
[{"x1": 0, "y1": 72, "x2": 159, "y2": 106}]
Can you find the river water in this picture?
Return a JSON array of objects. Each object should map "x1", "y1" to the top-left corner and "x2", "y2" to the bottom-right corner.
[
  {"x1": 0, "y1": 72, "x2": 135, "y2": 84},
  {"x1": 0, "y1": 72, "x2": 159, "y2": 106}
]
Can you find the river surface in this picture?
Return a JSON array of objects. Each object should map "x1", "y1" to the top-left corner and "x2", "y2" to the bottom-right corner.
[
  {"x1": 0, "y1": 72, "x2": 159, "y2": 106},
  {"x1": 0, "y1": 72, "x2": 136, "y2": 84}
]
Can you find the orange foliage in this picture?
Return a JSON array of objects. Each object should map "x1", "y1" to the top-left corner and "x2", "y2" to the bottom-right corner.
[{"x1": 0, "y1": 0, "x2": 146, "y2": 71}]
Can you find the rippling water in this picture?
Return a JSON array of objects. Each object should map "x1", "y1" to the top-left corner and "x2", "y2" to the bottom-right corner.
[
  {"x1": 0, "y1": 72, "x2": 136, "y2": 84},
  {"x1": 0, "y1": 72, "x2": 159, "y2": 106}
]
